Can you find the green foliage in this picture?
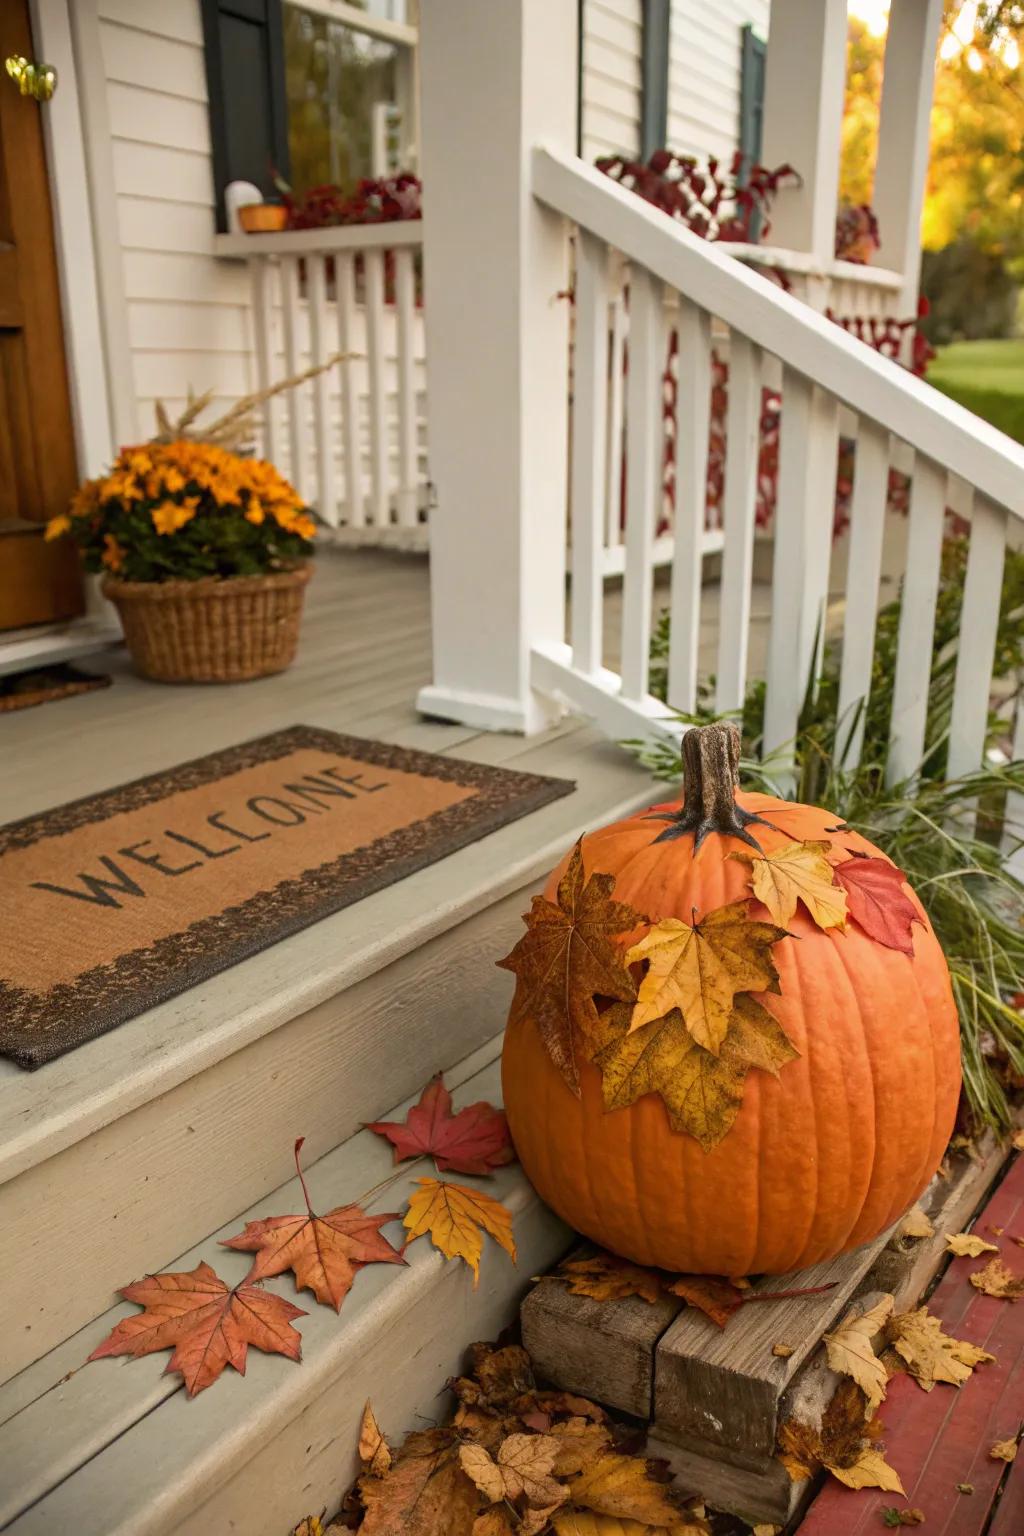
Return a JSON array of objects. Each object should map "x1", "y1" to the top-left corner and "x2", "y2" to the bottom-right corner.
[
  {"x1": 921, "y1": 244, "x2": 1020, "y2": 348},
  {"x1": 927, "y1": 339, "x2": 1024, "y2": 445},
  {"x1": 629, "y1": 540, "x2": 1024, "y2": 1132}
]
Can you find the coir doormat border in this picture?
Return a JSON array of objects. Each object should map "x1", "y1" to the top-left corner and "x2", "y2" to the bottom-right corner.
[{"x1": 0, "y1": 726, "x2": 574, "y2": 1069}]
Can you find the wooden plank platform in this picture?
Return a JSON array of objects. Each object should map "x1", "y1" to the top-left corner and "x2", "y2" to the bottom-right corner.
[
  {"x1": 522, "y1": 1135, "x2": 1015, "y2": 1526},
  {"x1": 798, "y1": 1151, "x2": 1024, "y2": 1535}
]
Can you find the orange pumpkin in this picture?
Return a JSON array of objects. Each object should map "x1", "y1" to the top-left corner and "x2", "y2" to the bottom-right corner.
[{"x1": 501, "y1": 723, "x2": 960, "y2": 1276}]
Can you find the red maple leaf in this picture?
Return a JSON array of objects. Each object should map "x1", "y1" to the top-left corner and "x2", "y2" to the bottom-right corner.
[
  {"x1": 87, "y1": 1261, "x2": 305, "y2": 1396},
  {"x1": 366, "y1": 1074, "x2": 515, "y2": 1175},
  {"x1": 833, "y1": 855, "x2": 923, "y2": 955},
  {"x1": 221, "y1": 1138, "x2": 405, "y2": 1310}
]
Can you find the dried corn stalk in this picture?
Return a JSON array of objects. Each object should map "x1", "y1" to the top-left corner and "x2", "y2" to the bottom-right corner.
[{"x1": 150, "y1": 353, "x2": 356, "y2": 453}]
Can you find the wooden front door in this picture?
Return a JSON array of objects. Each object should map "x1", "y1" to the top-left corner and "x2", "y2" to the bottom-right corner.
[{"x1": 0, "y1": 0, "x2": 83, "y2": 631}]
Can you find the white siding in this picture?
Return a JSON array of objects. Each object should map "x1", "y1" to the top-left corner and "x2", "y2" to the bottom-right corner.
[
  {"x1": 96, "y1": 0, "x2": 254, "y2": 435},
  {"x1": 580, "y1": 0, "x2": 643, "y2": 162},
  {"x1": 667, "y1": 0, "x2": 769, "y2": 166}
]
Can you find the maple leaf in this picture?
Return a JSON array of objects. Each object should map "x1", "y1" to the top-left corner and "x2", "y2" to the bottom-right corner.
[
  {"x1": 730, "y1": 841, "x2": 847, "y2": 930},
  {"x1": 359, "y1": 1402, "x2": 393, "y2": 1477},
  {"x1": 365, "y1": 1075, "x2": 514, "y2": 1175},
  {"x1": 595, "y1": 993, "x2": 797, "y2": 1152},
  {"x1": 87, "y1": 1259, "x2": 305, "y2": 1397},
  {"x1": 222, "y1": 1138, "x2": 404, "y2": 1311},
  {"x1": 822, "y1": 1295, "x2": 894, "y2": 1413},
  {"x1": 626, "y1": 902, "x2": 785, "y2": 1054},
  {"x1": 547, "y1": 1417, "x2": 613, "y2": 1477},
  {"x1": 553, "y1": 1512, "x2": 710, "y2": 1535},
  {"x1": 403, "y1": 1177, "x2": 516, "y2": 1285},
  {"x1": 945, "y1": 1231, "x2": 999, "y2": 1257},
  {"x1": 833, "y1": 855, "x2": 923, "y2": 954},
  {"x1": 970, "y1": 1255, "x2": 1024, "y2": 1299},
  {"x1": 464, "y1": 1341, "x2": 536, "y2": 1406},
  {"x1": 358, "y1": 1429, "x2": 479, "y2": 1536},
  {"x1": 886, "y1": 1305, "x2": 995, "y2": 1389},
  {"x1": 497, "y1": 839, "x2": 644, "y2": 1093},
  {"x1": 899, "y1": 1204, "x2": 935, "y2": 1239},
  {"x1": 778, "y1": 1379, "x2": 903, "y2": 1492},
  {"x1": 553, "y1": 1251, "x2": 667, "y2": 1304},
  {"x1": 990, "y1": 1437, "x2": 1019, "y2": 1462},
  {"x1": 459, "y1": 1433, "x2": 566, "y2": 1509},
  {"x1": 830, "y1": 1446, "x2": 905, "y2": 1493},
  {"x1": 568, "y1": 1450, "x2": 691, "y2": 1525}
]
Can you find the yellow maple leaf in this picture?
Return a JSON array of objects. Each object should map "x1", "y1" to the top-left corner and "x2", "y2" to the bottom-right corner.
[
  {"x1": 553, "y1": 1512, "x2": 710, "y2": 1535},
  {"x1": 554, "y1": 1252, "x2": 667, "y2": 1305},
  {"x1": 730, "y1": 840, "x2": 847, "y2": 930},
  {"x1": 822, "y1": 1295, "x2": 894, "y2": 1414},
  {"x1": 626, "y1": 902, "x2": 785, "y2": 1054},
  {"x1": 358, "y1": 1401, "x2": 392, "y2": 1476},
  {"x1": 945, "y1": 1231, "x2": 999, "y2": 1257},
  {"x1": 990, "y1": 1438, "x2": 1018, "y2": 1462},
  {"x1": 886, "y1": 1305, "x2": 995, "y2": 1390},
  {"x1": 459, "y1": 1433, "x2": 565, "y2": 1509},
  {"x1": 899, "y1": 1204, "x2": 935, "y2": 1239},
  {"x1": 568, "y1": 1450, "x2": 693, "y2": 1525},
  {"x1": 403, "y1": 1178, "x2": 516, "y2": 1286},
  {"x1": 827, "y1": 1445, "x2": 905, "y2": 1493},
  {"x1": 970, "y1": 1256, "x2": 1024, "y2": 1299}
]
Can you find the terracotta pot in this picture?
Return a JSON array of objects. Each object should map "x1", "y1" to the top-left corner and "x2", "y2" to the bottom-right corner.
[
  {"x1": 102, "y1": 567, "x2": 311, "y2": 684},
  {"x1": 238, "y1": 203, "x2": 289, "y2": 234}
]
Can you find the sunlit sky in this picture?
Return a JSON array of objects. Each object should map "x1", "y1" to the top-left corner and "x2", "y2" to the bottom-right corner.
[{"x1": 847, "y1": 0, "x2": 1020, "y2": 70}]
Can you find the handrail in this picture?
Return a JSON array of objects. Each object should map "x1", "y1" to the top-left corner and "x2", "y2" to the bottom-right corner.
[
  {"x1": 533, "y1": 145, "x2": 1024, "y2": 518},
  {"x1": 213, "y1": 222, "x2": 423, "y2": 260},
  {"x1": 722, "y1": 242, "x2": 904, "y2": 291}
]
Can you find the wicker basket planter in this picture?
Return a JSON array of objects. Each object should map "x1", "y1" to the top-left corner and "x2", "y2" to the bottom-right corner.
[{"x1": 102, "y1": 566, "x2": 311, "y2": 684}]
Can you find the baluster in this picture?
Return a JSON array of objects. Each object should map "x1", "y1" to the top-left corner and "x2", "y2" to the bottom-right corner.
[
  {"x1": 394, "y1": 247, "x2": 419, "y2": 526},
  {"x1": 306, "y1": 254, "x2": 337, "y2": 526},
  {"x1": 604, "y1": 287, "x2": 627, "y2": 553},
  {"x1": 620, "y1": 265, "x2": 662, "y2": 701},
  {"x1": 279, "y1": 254, "x2": 308, "y2": 500},
  {"x1": 947, "y1": 494, "x2": 1007, "y2": 779},
  {"x1": 715, "y1": 333, "x2": 762, "y2": 713},
  {"x1": 887, "y1": 454, "x2": 947, "y2": 784},
  {"x1": 335, "y1": 251, "x2": 364, "y2": 528},
  {"x1": 762, "y1": 373, "x2": 840, "y2": 761},
  {"x1": 249, "y1": 258, "x2": 279, "y2": 463},
  {"x1": 570, "y1": 230, "x2": 609, "y2": 675},
  {"x1": 1004, "y1": 691, "x2": 1024, "y2": 876},
  {"x1": 666, "y1": 297, "x2": 711, "y2": 715},
  {"x1": 836, "y1": 417, "x2": 890, "y2": 768},
  {"x1": 363, "y1": 247, "x2": 389, "y2": 526}
]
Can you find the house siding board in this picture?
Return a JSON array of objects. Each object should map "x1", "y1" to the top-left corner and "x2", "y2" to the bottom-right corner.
[
  {"x1": 580, "y1": 0, "x2": 643, "y2": 161},
  {"x1": 666, "y1": 0, "x2": 769, "y2": 165},
  {"x1": 96, "y1": 0, "x2": 253, "y2": 432}
]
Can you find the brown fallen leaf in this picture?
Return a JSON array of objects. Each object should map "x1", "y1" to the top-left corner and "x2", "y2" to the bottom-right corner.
[
  {"x1": 1012, "y1": 1129, "x2": 1024, "y2": 1151},
  {"x1": 730, "y1": 840, "x2": 847, "y2": 931},
  {"x1": 772, "y1": 1343, "x2": 795, "y2": 1358},
  {"x1": 625, "y1": 901, "x2": 786, "y2": 1053},
  {"x1": 459, "y1": 1433, "x2": 566, "y2": 1509},
  {"x1": 991, "y1": 1225, "x2": 1005, "y2": 1236},
  {"x1": 823, "y1": 1295, "x2": 894, "y2": 1413},
  {"x1": 403, "y1": 1177, "x2": 516, "y2": 1286},
  {"x1": 553, "y1": 1512, "x2": 709, "y2": 1535},
  {"x1": 358, "y1": 1428, "x2": 478, "y2": 1536},
  {"x1": 497, "y1": 839, "x2": 644, "y2": 1093},
  {"x1": 990, "y1": 1437, "x2": 1018, "y2": 1462},
  {"x1": 569, "y1": 1449, "x2": 695, "y2": 1525},
  {"x1": 462, "y1": 1342, "x2": 536, "y2": 1407},
  {"x1": 359, "y1": 1402, "x2": 392, "y2": 1477},
  {"x1": 552, "y1": 1251, "x2": 667, "y2": 1305},
  {"x1": 881, "y1": 1508, "x2": 925, "y2": 1527},
  {"x1": 886, "y1": 1306, "x2": 995, "y2": 1390},
  {"x1": 86, "y1": 1260, "x2": 305, "y2": 1397},
  {"x1": 778, "y1": 1379, "x2": 902, "y2": 1492},
  {"x1": 472, "y1": 1511, "x2": 515, "y2": 1536},
  {"x1": 669, "y1": 1273, "x2": 838, "y2": 1329},
  {"x1": 365, "y1": 1074, "x2": 514, "y2": 1175},
  {"x1": 970, "y1": 1256, "x2": 1024, "y2": 1299},
  {"x1": 944, "y1": 1231, "x2": 999, "y2": 1258},
  {"x1": 221, "y1": 1138, "x2": 404, "y2": 1310},
  {"x1": 957, "y1": 1483, "x2": 974, "y2": 1494},
  {"x1": 899, "y1": 1205, "x2": 935, "y2": 1239},
  {"x1": 547, "y1": 1418, "x2": 614, "y2": 1477}
]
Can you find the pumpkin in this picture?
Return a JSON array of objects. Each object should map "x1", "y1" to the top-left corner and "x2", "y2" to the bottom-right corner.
[{"x1": 500, "y1": 722, "x2": 960, "y2": 1276}]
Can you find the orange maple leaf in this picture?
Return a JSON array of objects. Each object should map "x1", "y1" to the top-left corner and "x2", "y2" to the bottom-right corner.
[
  {"x1": 221, "y1": 1137, "x2": 405, "y2": 1310},
  {"x1": 87, "y1": 1260, "x2": 305, "y2": 1396}
]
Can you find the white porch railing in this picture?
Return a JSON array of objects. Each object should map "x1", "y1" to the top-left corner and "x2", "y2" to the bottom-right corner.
[
  {"x1": 214, "y1": 223, "x2": 428, "y2": 543},
  {"x1": 530, "y1": 147, "x2": 1024, "y2": 796}
]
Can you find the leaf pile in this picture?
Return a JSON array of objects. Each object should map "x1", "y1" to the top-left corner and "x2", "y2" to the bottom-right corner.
[{"x1": 341, "y1": 1342, "x2": 712, "y2": 1536}]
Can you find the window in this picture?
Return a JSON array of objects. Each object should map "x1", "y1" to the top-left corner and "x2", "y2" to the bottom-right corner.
[{"x1": 282, "y1": 0, "x2": 418, "y2": 193}]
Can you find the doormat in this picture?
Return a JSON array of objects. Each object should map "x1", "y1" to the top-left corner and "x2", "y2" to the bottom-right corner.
[
  {"x1": 0, "y1": 663, "x2": 112, "y2": 713},
  {"x1": 0, "y1": 726, "x2": 574, "y2": 1068}
]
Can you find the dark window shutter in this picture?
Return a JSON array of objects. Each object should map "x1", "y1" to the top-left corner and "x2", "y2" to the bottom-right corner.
[
  {"x1": 640, "y1": 0, "x2": 670, "y2": 159},
  {"x1": 201, "y1": 0, "x2": 291, "y2": 230},
  {"x1": 739, "y1": 23, "x2": 766, "y2": 172}
]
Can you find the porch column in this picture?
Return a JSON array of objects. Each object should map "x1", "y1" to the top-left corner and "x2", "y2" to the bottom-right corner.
[
  {"x1": 415, "y1": 0, "x2": 576, "y2": 733},
  {"x1": 872, "y1": 0, "x2": 943, "y2": 311},
  {"x1": 759, "y1": 0, "x2": 847, "y2": 267}
]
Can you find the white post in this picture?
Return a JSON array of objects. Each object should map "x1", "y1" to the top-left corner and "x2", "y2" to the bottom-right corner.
[
  {"x1": 415, "y1": 0, "x2": 576, "y2": 733},
  {"x1": 872, "y1": 0, "x2": 943, "y2": 312},
  {"x1": 760, "y1": 0, "x2": 847, "y2": 266}
]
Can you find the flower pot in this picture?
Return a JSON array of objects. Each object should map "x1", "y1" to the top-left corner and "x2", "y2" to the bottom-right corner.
[
  {"x1": 238, "y1": 203, "x2": 289, "y2": 233},
  {"x1": 102, "y1": 567, "x2": 311, "y2": 684}
]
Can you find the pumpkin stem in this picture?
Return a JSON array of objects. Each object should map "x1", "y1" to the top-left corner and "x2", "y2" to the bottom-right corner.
[{"x1": 646, "y1": 721, "x2": 778, "y2": 852}]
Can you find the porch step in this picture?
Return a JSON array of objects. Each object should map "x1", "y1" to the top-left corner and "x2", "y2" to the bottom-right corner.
[
  {"x1": 0, "y1": 726, "x2": 655, "y2": 1387},
  {"x1": 0, "y1": 1041, "x2": 570, "y2": 1536}
]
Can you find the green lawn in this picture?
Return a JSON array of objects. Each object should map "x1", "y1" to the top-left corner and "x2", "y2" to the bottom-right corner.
[{"x1": 926, "y1": 338, "x2": 1024, "y2": 444}]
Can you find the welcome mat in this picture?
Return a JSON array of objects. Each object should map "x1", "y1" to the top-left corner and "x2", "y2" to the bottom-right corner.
[{"x1": 0, "y1": 726, "x2": 574, "y2": 1068}]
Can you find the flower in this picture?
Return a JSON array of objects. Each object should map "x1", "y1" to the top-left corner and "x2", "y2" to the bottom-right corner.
[
  {"x1": 102, "y1": 533, "x2": 125, "y2": 571},
  {"x1": 245, "y1": 498, "x2": 265, "y2": 525},
  {"x1": 44, "y1": 513, "x2": 71, "y2": 542},
  {"x1": 152, "y1": 500, "x2": 196, "y2": 536}
]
